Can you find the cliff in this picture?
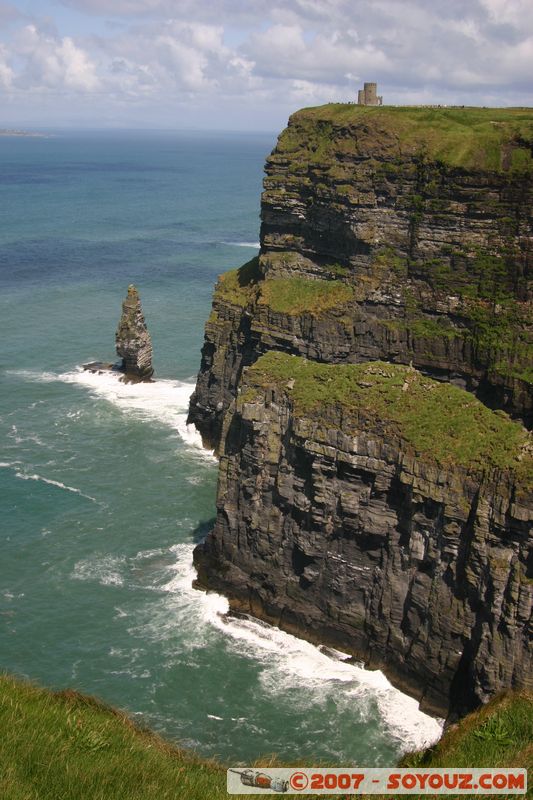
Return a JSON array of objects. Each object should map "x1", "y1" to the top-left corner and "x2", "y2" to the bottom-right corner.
[
  {"x1": 189, "y1": 105, "x2": 533, "y2": 719},
  {"x1": 194, "y1": 353, "x2": 532, "y2": 718},
  {"x1": 189, "y1": 106, "x2": 533, "y2": 448}
]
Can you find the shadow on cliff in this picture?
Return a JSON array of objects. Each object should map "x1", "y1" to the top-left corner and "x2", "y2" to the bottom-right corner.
[{"x1": 190, "y1": 519, "x2": 215, "y2": 544}]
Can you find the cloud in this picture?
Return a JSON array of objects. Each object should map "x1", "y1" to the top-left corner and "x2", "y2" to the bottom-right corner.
[
  {"x1": 60, "y1": 0, "x2": 165, "y2": 14},
  {"x1": 58, "y1": 0, "x2": 289, "y2": 23},
  {"x1": 14, "y1": 24, "x2": 100, "y2": 91},
  {"x1": 0, "y1": 2, "x2": 22, "y2": 27},
  {"x1": 92, "y1": 19, "x2": 256, "y2": 97},
  {"x1": 0, "y1": 0, "x2": 532, "y2": 128},
  {"x1": 478, "y1": 0, "x2": 533, "y2": 28},
  {"x1": 0, "y1": 42, "x2": 13, "y2": 87},
  {"x1": 245, "y1": 24, "x2": 389, "y2": 83}
]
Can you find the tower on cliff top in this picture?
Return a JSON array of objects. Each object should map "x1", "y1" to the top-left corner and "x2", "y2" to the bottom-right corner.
[{"x1": 357, "y1": 82, "x2": 383, "y2": 106}]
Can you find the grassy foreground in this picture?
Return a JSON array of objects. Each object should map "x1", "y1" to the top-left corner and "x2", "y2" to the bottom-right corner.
[
  {"x1": 0, "y1": 675, "x2": 531, "y2": 799},
  {"x1": 0, "y1": 674, "x2": 228, "y2": 800}
]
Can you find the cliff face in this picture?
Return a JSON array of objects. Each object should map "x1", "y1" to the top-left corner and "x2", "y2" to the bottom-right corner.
[
  {"x1": 189, "y1": 105, "x2": 533, "y2": 719},
  {"x1": 194, "y1": 354, "x2": 532, "y2": 718},
  {"x1": 115, "y1": 285, "x2": 154, "y2": 381},
  {"x1": 189, "y1": 106, "x2": 533, "y2": 448}
]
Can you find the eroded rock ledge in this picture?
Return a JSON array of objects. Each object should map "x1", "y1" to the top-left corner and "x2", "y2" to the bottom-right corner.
[{"x1": 194, "y1": 354, "x2": 533, "y2": 719}]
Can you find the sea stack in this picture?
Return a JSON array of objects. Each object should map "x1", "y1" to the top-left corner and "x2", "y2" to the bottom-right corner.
[{"x1": 115, "y1": 285, "x2": 153, "y2": 381}]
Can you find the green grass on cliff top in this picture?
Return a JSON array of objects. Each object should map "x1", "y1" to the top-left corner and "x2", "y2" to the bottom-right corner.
[
  {"x1": 245, "y1": 352, "x2": 532, "y2": 486},
  {"x1": 258, "y1": 276, "x2": 353, "y2": 314},
  {"x1": 278, "y1": 104, "x2": 533, "y2": 171},
  {"x1": 2, "y1": 674, "x2": 531, "y2": 800},
  {"x1": 215, "y1": 256, "x2": 261, "y2": 306},
  {"x1": 215, "y1": 258, "x2": 354, "y2": 315},
  {"x1": 401, "y1": 691, "x2": 533, "y2": 774}
]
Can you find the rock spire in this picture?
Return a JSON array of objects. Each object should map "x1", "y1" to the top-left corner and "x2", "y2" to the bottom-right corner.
[{"x1": 115, "y1": 285, "x2": 153, "y2": 381}]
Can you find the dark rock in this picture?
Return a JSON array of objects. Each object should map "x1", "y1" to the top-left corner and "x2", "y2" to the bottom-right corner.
[
  {"x1": 188, "y1": 106, "x2": 533, "y2": 721},
  {"x1": 188, "y1": 109, "x2": 533, "y2": 447},
  {"x1": 194, "y1": 365, "x2": 533, "y2": 720},
  {"x1": 82, "y1": 361, "x2": 120, "y2": 374},
  {"x1": 115, "y1": 285, "x2": 153, "y2": 381}
]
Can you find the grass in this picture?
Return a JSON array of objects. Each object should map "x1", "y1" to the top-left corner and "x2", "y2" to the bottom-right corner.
[
  {"x1": 213, "y1": 256, "x2": 261, "y2": 307},
  {"x1": 394, "y1": 691, "x2": 533, "y2": 800},
  {"x1": 244, "y1": 352, "x2": 532, "y2": 485},
  {"x1": 1, "y1": 676, "x2": 531, "y2": 800},
  {"x1": 214, "y1": 260, "x2": 355, "y2": 317},
  {"x1": 0, "y1": 674, "x2": 230, "y2": 800},
  {"x1": 258, "y1": 276, "x2": 354, "y2": 315},
  {"x1": 501, "y1": 364, "x2": 533, "y2": 384},
  {"x1": 212, "y1": 256, "x2": 531, "y2": 395},
  {"x1": 385, "y1": 316, "x2": 462, "y2": 342},
  {"x1": 277, "y1": 105, "x2": 533, "y2": 172},
  {"x1": 401, "y1": 690, "x2": 533, "y2": 774}
]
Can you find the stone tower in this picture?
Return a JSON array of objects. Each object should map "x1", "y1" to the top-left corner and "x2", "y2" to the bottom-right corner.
[
  {"x1": 357, "y1": 82, "x2": 383, "y2": 106},
  {"x1": 364, "y1": 82, "x2": 378, "y2": 104}
]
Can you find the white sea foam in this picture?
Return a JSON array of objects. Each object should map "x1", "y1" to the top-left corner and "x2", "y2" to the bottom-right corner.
[
  {"x1": 10, "y1": 367, "x2": 215, "y2": 458},
  {"x1": 223, "y1": 241, "x2": 260, "y2": 249},
  {"x1": 6, "y1": 369, "x2": 60, "y2": 383},
  {"x1": 157, "y1": 543, "x2": 443, "y2": 753},
  {"x1": 0, "y1": 460, "x2": 98, "y2": 503},
  {"x1": 13, "y1": 367, "x2": 215, "y2": 460},
  {"x1": 9, "y1": 424, "x2": 45, "y2": 446},
  {"x1": 72, "y1": 554, "x2": 126, "y2": 586},
  {"x1": 16, "y1": 472, "x2": 98, "y2": 502}
]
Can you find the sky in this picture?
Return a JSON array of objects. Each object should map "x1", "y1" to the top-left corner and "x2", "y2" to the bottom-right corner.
[{"x1": 0, "y1": 0, "x2": 532, "y2": 130}]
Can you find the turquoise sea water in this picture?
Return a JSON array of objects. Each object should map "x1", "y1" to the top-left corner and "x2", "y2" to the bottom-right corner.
[{"x1": 0, "y1": 130, "x2": 442, "y2": 765}]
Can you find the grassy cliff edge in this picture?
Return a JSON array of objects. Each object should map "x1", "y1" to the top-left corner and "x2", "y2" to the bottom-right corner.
[
  {"x1": 244, "y1": 352, "x2": 533, "y2": 490},
  {"x1": 1, "y1": 674, "x2": 531, "y2": 799}
]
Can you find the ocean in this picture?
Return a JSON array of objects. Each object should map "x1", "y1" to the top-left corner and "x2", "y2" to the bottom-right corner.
[{"x1": 0, "y1": 129, "x2": 442, "y2": 765}]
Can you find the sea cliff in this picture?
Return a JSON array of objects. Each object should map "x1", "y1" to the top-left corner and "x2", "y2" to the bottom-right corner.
[{"x1": 189, "y1": 105, "x2": 533, "y2": 719}]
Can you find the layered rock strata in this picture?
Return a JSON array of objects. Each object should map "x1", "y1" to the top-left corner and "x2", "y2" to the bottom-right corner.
[
  {"x1": 189, "y1": 105, "x2": 533, "y2": 719},
  {"x1": 115, "y1": 285, "x2": 153, "y2": 381},
  {"x1": 188, "y1": 107, "x2": 533, "y2": 449},
  {"x1": 194, "y1": 354, "x2": 533, "y2": 719}
]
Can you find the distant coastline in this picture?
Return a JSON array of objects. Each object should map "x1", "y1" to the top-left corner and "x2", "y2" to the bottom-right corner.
[{"x1": 0, "y1": 128, "x2": 49, "y2": 138}]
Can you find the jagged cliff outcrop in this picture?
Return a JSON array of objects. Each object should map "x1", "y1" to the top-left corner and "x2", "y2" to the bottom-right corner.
[
  {"x1": 189, "y1": 105, "x2": 533, "y2": 719},
  {"x1": 115, "y1": 285, "x2": 153, "y2": 381},
  {"x1": 189, "y1": 106, "x2": 533, "y2": 448}
]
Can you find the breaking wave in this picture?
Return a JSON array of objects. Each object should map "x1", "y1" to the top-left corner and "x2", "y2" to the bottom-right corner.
[
  {"x1": 156, "y1": 543, "x2": 443, "y2": 754},
  {"x1": 0, "y1": 460, "x2": 98, "y2": 503},
  {"x1": 223, "y1": 241, "x2": 260, "y2": 249},
  {"x1": 9, "y1": 368, "x2": 215, "y2": 460}
]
